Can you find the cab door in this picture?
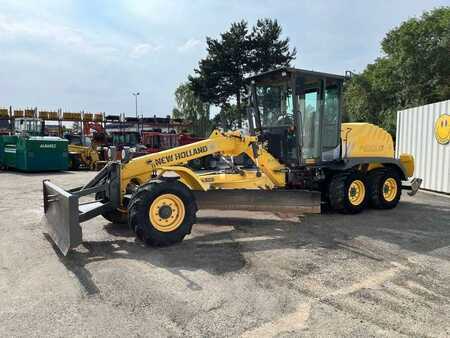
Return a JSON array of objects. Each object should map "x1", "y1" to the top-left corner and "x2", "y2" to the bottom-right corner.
[{"x1": 296, "y1": 76, "x2": 342, "y2": 164}]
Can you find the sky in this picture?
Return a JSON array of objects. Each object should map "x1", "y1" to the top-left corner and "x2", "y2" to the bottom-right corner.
[{"x1": 0, "y1": 0, "x2": 448, "y2": 117}]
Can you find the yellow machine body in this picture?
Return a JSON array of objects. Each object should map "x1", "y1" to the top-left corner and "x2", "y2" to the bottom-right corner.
[
  {"x1": 42, "y1": 124, "x2": 419, "y2": 255},
  {"x1": 342, "y1": 122, "x2": 414, "y2": 177},
  {"x1": 120, "y1": 130, "x2": 286, "y2": 203},
  {"x1": 42, "y1": 67, "x2": 422, "y2": 255},
  {"x1": 341, "y1": 123, "x2": 394, "y2": 158},
  {"x1": 68, "y1": 144, "x2": 102, "y2": 170}
]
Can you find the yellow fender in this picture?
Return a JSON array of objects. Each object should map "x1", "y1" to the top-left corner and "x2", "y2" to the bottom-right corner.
[{"x1": 158, "y1": 166, "x2": 209, "y2": 191}]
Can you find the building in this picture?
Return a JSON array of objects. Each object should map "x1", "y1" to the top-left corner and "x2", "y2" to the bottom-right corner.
[
  {"x1": 0, "y1": 119, "x2": 10, "y2": 134},
  {"x1": 396, "y1": 100, "x2": 450, "y2": 194},
  {"x1": 105, "y1": 115, "x2": 190, "y2": 134}
]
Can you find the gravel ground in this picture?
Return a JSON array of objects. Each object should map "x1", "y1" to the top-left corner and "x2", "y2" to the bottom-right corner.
[{"x1": 0, "y1": 170, "x2": 449, "y2": 337}]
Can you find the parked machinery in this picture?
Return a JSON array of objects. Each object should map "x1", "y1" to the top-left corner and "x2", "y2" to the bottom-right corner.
[
  {"x1": 43, "y1": 68, "x2": 421, "y2": 255},
  {"x1": 141, "y1": 130, "x2": 179, "y2": 153},
  {"x1": 65, "y1": 133, "x2": 107, "y2": 170}
]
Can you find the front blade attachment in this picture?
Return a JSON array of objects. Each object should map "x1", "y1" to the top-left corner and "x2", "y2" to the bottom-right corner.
[
  {"x1": 194, "y1": 189, "x2": 321, "y2": 214},
  {"x1": 42, "y1": 180, "x2": 82, "y2": 255}
]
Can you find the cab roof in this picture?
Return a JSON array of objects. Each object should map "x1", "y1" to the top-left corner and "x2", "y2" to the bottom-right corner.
[{"x1": 246, "y1": 67, "x2": 346, "y2": 83}]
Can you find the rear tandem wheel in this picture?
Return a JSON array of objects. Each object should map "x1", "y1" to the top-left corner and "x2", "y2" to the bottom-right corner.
[{"x1": 367, "y1": 168, "x2": 402, "y2": 209}]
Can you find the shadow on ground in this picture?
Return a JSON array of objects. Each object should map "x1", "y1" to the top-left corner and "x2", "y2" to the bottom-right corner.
[{"x1": 47, "y1": 196, "x2": 450, "y2": 295}]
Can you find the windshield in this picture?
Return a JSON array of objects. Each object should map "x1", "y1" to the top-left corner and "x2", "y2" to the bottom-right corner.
[{"x1": 255, "y1": 84, "x2": 294, "y2": 128}]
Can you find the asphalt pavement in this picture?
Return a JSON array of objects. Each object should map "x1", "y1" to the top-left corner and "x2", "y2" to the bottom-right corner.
[{"x1": 1, "y1": 170, "x2": 449, "y2": 337}]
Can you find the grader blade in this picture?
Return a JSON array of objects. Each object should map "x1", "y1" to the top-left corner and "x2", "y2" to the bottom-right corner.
[{"x1": 194, "y1": 189, "x2": 321, "y2": 214}]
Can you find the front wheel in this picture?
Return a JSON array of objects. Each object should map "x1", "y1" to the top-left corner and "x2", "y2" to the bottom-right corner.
[
  {"x1": 128, "y1": 180, "x2": 197, "y2": 246},
  {"x1": 328, "y1": 172, "x2": 368, "y2": 214},
  {"x1": 368, "y1": 169, "x2": 402, "y2": 209},
  {"x1": 69, "y1": 155, "x2": 81, "y2": 170}
]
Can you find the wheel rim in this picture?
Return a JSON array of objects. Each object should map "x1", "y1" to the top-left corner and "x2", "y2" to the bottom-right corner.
[
  {"x1": 149, "y1": 194, "x2": 185, "y2": 232},
  {"x1": 383, "y1": 177, "x2": 398, "y2": 202},
  {"x1": 348, "y1": 179, "x2": 365, "y2": 206}
]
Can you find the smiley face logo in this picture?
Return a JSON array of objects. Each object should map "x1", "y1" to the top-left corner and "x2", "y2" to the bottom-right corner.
[{"x1": 435, "y1": 114, "x2": 450, "y2": 145}]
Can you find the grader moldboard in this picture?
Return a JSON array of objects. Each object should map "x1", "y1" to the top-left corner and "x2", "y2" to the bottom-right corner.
[{"x1": 43, "y1": 68, "x2": 422, "y2": 255}]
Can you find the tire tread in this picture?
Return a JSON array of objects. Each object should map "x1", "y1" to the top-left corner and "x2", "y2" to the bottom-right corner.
[{"x1": 128, "y1": 180, "x2": 196, "y2": 246}]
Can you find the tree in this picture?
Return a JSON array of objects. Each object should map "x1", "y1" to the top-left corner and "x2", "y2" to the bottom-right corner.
[
  {"x1": 189, "y1": 21, "x2": 250, "y2": 128},
  {"x1": 344, "y1": 7, "x2": 450, "y2": 136},
  {"x1": 189, "y1": 19, "x2": 296, "y2": 128},
  {"x1": 172, "y1": 83, "x2": 211, "y2": 137},
  {"x1": 212, "y1": 104, "x2": 242, "y2": 131},
  {"x1": 249, "y1": 19, "x2": 296, "y2": 73},
  {"x1": 382, "y1": 7, "x2": 450, "y2": 104}
]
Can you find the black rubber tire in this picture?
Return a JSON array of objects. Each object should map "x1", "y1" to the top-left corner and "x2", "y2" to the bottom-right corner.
[
  {"x1": 69, "y1": 155, "x2": 81, "y2": 170},
  {"x1": 367, "y1": 169, "x2": 402, "y2": 209},
  {"x1": 95, "y1": 192, "x2": 128, "y2": 224},
  {"x1": 101, "y1": 209, "x2": 128, "y2": 224},
  {"x1": 328, "y1": 172, "x2": 368, "y2": 214},
  {"x1": 128, "y1": 180, "x2": 197, "y2": 246}
]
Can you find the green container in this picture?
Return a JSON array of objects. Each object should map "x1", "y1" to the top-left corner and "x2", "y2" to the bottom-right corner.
[{"x1": 0, "y1": 135, "x2": 69, "y2": 171}]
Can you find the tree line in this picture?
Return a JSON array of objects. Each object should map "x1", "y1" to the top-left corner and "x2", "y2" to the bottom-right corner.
[
  {"x1": 344, "y1": 7, "x2": 449, "y2": 135},
  {"x1": 173, "y1": 18, "x2": 295, "y2": 135},
  {"x1": 173, "y1": 8, "x2": 449, "y2": 137}
]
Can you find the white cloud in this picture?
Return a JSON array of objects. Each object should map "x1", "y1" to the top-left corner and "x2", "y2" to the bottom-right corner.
[
  {"x1": 1, "y1": 0, "x2": 448, "y2": 116},
  {"x1": 122, "y1": 0, "x2": 183, "y2": 24},
  {"x1": 129, "y1": 43, "x2": 161, "y2": 59},
  {"x1": 0, "y1": 14, "x2": 118, "y2": 57},
  {"x1": 177, "y1": 38, "x2": 202, "y2": 52}
]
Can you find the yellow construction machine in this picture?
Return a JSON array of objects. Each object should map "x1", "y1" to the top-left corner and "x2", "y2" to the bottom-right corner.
[
  {"x1": 43, "y1": 68, "x2": 421, "y2": 255},
  {"x1": 68, "y1": 144, "x2": 102, "y2": 170},
  {"x1": 66, "y1": 134, "x2": 107, "y2": 170}
]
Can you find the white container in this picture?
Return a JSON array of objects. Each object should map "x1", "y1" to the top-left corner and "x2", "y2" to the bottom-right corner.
[{"x1": 396, "y1": 100, "x2": 450, "y2": 194}]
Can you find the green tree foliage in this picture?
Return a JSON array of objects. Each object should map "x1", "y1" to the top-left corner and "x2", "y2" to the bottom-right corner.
[
  {"x1": 249, "y1": 18, "x2": 297, "y2": 72},
  {"x1": 189, "y1": 21, "x2": 250, "y2": 128},
  {"x1": 212, "y1": 104, "x2": 242, "y2": 131},
  {"x1": 344, "y1": 7, "x2": 450, "y2": 136},
  {"x1": 189, "y1": 19, "x2": 296, "y2": 128},
  {"x1": 172, "y1": 83, "x2": 212, "y2": 137}
]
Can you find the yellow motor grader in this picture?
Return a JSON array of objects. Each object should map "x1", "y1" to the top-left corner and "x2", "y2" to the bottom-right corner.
[
  {"x1": 68, "y1": 144, "x2": 102, "y2": 170},
  {"x1": 43, "y1": 68, "x2": 421, "y2": 255},
  {"x1": 66, "y1": 134, "x2": 107, "y2": 170}
]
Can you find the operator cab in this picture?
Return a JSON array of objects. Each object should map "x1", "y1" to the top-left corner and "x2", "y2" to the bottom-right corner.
[{"x1": 247, "y1": 68, "x2": 345, "y2": 167}]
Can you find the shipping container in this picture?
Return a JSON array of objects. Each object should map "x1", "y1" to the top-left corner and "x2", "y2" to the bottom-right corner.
[
  {"x1": 396, "y1": 100, "x2": 450, "y2": 194},
  {"x1": 0, "y1": 135, "x2": 69, "y2": 171}
]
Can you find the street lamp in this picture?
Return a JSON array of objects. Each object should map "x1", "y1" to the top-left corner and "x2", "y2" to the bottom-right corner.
[{"x1": 132, "y1": 92, "x2": 140, "y2": 133}]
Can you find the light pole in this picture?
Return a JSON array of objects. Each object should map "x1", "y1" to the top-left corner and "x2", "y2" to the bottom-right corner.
[{"x1": 132, "y1": 92, "x2": 140, "y2": 133}]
